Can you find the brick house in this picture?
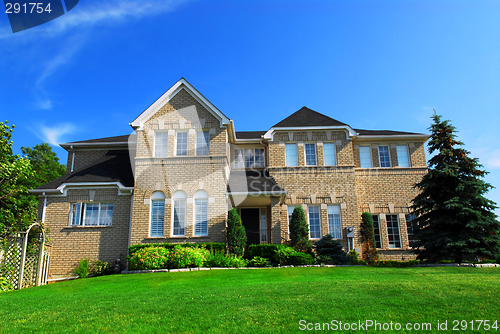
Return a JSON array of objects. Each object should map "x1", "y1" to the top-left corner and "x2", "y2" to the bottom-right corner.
[{"x1": 31, "y1": 78, "x2": 429, "y2": 277}]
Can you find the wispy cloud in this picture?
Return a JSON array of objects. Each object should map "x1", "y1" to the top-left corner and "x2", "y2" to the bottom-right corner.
[{"x1": 36, "y1": 123, "x2": 78, "y2": 146}]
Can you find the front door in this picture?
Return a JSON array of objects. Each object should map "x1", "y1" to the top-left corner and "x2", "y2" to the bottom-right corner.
[{"x1": 240, "y1": 208, "x2": 260, "y2": 246}]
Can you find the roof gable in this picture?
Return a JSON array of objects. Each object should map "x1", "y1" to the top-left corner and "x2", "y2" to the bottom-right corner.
[
  {"x1": 130, "y1": 78, "x2": 230, "y2": 129},
  {"x1": 273, "y1": 106, "x2": 348, "y2": 128}
]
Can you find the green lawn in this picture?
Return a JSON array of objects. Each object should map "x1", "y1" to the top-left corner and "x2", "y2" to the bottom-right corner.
[{"x1": 1, "y1": 267, "x2": 499, "y2": 333}]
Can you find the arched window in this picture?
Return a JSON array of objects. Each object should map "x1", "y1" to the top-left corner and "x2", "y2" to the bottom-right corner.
[
  {"x1": 194, "y1": 190, "x2": 209, "y2": 236},
  {"x1": 150, "y1": 191, "x2": 165, "y2": 237},
  {"x1": 172, "y1": 191, "x2": 187, "y2": 236}
]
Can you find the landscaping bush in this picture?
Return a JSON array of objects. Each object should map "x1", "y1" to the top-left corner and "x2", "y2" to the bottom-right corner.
[
  {"x1": 226, "y1": 208, "x2": 247, "y2": 256},
  {"x1": 0, "y1": 276, "x2": 13, "y2": 293},
  {"x1": 248, "y1": 256, "x2": 271, "y2": 267},
  {"x1": 314, "y1": 234, "x2": 350, "y2": 265},
  {"x1": 288, "y1": 252, "x2": 314, "y2": 265},
  {"x1": 247, "y1": 244, "x2": 280, "y2": 260},
  {"x1": 129, "y1": 242, "x2": 224, "y2": 257},
  {"x1": 348, "y1": 250, "x2": 364, "y2": 265},
  {"x1": 315, "y1": 255, "x2": 332, "y2": 265},
  {"x1": 74, "y1": 258, "x2": 90, "y2": 278},
  {"x1": 360, "y1": 212, "x2": 379, "y2": 265},
  {"x1": 274, "y1": 245, "x2": 296, "y2": 265},
  {"x1": 289, "y1": 206, "x2": 312, "y2": 253},
  {"x1": 167, "y1": 246, "x2": 209, "y2": 269},
  {"x1": 90, "y1": 260, "x2": 109, "y2": 276},
  {"x1": 128, "y1": 247, "x2": 169, "y2": 270},
  {"x1": 205, "y1": 252, "x2": 247, "y2": 268},
  {"x1": 375, "y1": 260, "x2": 421, "y2": 267}
]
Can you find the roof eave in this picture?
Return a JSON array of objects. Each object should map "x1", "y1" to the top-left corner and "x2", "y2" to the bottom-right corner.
[
  {"x1": 263, "y1": 126, "x2": 358, "y2": 141},
  {"x1": 354, "y1": 134, "x2": 430, "y2": 141}
]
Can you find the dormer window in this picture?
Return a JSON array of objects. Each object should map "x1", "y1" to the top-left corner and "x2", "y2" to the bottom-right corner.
[{"x1": 234, "y1": 148, "x2": 265, "y2": 168}]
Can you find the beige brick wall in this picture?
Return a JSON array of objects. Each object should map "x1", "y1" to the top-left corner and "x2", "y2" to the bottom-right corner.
[
  {"x1": 43, "y1": 188, "x2": 131, "y2": 277},
  {"x1": 352, "y1": 141, "x2": 427, "y2": 168}
]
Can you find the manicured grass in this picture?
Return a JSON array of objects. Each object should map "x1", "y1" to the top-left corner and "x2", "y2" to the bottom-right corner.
[{"x1": 1, "y1": 267, "x2": 499, "y2": 333}]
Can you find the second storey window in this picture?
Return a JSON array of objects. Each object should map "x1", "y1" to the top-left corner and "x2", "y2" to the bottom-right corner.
[
  {"x1": 323, "y1": 142, "x2": 337, "y2": 166},
  {"x1": 308, "y1": 206, "x2": 321, "y2": 239},
  {"x1": 244, "y1": 148, "x2": 265, "y2": 168},
  {"x1": 176, "y1": 132, "x2": 188, "y2": 156},
  {"x1": 305, "y1": 143, "x2": 317, "y2": 166},
  {"x1": 154, "y1": 131, "x2": 168, "y2": 157},
  {"x1": 196, "y1": 131, "x2": 210, "y2": 156},
  {"x1": 285, "y1": 143, "x2": 298, "y2": 167},
  {"x1": 70, "y1": 202, "x2": 113, "y2": 227},
  {"x1": 396, "y1": 145, "x2": 410, "y2": 167},
  {"x1": 359, "y1": 146, "x2": 373, "y2": 168},
  {"x1": 379, "y1": 145, "x2": 391, "y2": 167}
]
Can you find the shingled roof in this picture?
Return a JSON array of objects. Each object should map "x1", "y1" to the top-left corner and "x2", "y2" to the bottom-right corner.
[
  {"x1": 35, "y1": 150, "x2": 134, "y2": 190},
  {"x1": 354, "y1": 129, "x2": 425, "y2": 136},
  {"x1": 235, "y1": 131, "x2": 266, "y2": 139},
  {"x1": 227, "y1": 170, "x2": 286, "y2": 194},
  {"x1": 272, "y1": 107, "x2": 348, "y2": 128}
]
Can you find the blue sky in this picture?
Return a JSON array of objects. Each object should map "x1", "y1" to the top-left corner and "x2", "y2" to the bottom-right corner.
[{"x1": 1, "y1": 0, "x2": 499, "y2": 214}]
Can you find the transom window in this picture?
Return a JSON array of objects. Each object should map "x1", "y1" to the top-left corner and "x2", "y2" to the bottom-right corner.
[
  {"x1": 176, "y1": 132, "x2": 188, "y2": 156},
  {"x1": 196, "y1": 131, "x2": 210, "y2": 156},
  {"x1": 372, "y1": 214, "x2": 381, "y2": 248},
  {"x1": 154, "y1": 131, "x2": 168, "y2": 157},
  {"x1": 150, "y1": 191, "x2": 165, "y2": 237},
  {"x1": 308, "y1": 206, "x2": 321, "y2": 239},
  {"x1": 323, "y1": 142, "x2": 337, "y2": 166},
  {"x1": 359, "y1": 146, "x2": 373, "y2": 168},
  {"x1": 378, "y1": 146, "x2": 391, "y2": 168},
  {"x1": 305, "y1": 143, "x2": 317, "y2": 166},
  {"x1": 70, "y1": 202, "x2": 113, "y2": 227},
  {"x1": 397, "y1": 145, "x2": 410, "y2": 167},
  {"x1": 327, "y1": 205, "x2": 342, "y2": 239},
  {"x1": 386, "y1": 214, "x2": 401, "y2": 248},
  {"x1": 172, "y1": 191, "x2": 187, "y2": 236},
  {"x1": 285, "y1": 143, "x2": 298, "y2": 167}
]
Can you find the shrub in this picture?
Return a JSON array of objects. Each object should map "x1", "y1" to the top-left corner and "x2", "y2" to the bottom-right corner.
[
  {"x1": 289, "y1": 206, "x2": 312, "y2": 253},
  {"x1": 360, "y1": 212, "x2": 379, "y2": 265},
  {"x1": 274, "y1": 245, "x2": 296, "y2": 265},
  {"x1": 316, "y1": 255, "x2": 331, "y2": 265},
  {"x1": 0, "y1": 276, "x2": 13, "y2": 293},
  {"x1": 375, "y1": 260, "x2": 421, "y2": 267},
  {"x1": 128, "y1": 242, "x2": 224, "y2": 257},
  {"x1": 205, "y1": 252, "x2": 247, "y2": 268},
  {"x1": 226, "y1": 208, "x2": 247, "y2": 256},
  {"x1": 288, "y1": 252, "x2": 314, "y2": 265},
  {"x1": 247, "y1": 244, "x2": 280, "y2": 260},
  {"x1": 248, "y1": 256, "x2": 270, "y2": 267},
  {"x1": 348, "y1": 250, "x2": 361, "y2": 265},
  {"x1": 90, "y1": 260, "x2": 109, "y2": 276},
  {"x1": 74, "y1": 258, "x2": 90, "y2": 278},
  {"x1": 314, "y1": 234, "x2": 350, "y2": 265},
  {"x1": 167, "y1": 246, "x2": 209, "y2": 269},
  {"x1": 128, "y1": 247, "x2": 169, "y2": 270}
]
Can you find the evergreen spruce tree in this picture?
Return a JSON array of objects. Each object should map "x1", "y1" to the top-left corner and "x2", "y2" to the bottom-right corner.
[
  {"x1": 411, "y1": 112, "x2": 500, "y2": 263},
  {"x1": 360, "y1": 212, "x2": 379, "y2": 265},
  {"x1": 289, "y1": 206, "x2": 312, "y2": 253},
  {"x1": 313, "y1": 234, "x2": 350, "y2": 265},
  {"x1": 226, "y1": 208, "x2": 247, "y2": 256}
]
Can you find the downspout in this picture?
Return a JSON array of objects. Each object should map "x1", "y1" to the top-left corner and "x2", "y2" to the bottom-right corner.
[
  {"x1": 70, "y1": 145, "x2": 75, "y2": 172},
  {"x1": 126, "y1": 191, "x2": 134, "y2": 271},
  {"x1": 41, "y1": 192, "x2": 47, "y2": 223}
]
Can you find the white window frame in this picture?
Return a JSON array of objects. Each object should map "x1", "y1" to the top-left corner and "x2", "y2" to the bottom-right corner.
[
  {"x1": 194, "y1": 190, "x2": 209, "y2": 236},
  {"x1": 378, "y1": 145, "x2": 391, "y2": 168},
  {"x1": 327, "y1": 205, "x2": 342, "y2": 239},
  {"x1": 396, "y1": 144, "x2": 410, "y2": 167},
  {"x1": 172, "y1": 191, "x2": 187, "y2": 236},
  {"x1": 69, "y1": 202, "x2": 113, "y2": 227},
  {"x1": 176, "y1": 131, "x2": 188, "y2": 156},
  {"x1": 233, "y1": 148, "x2": 265, "y2": 168},
  {"x1": 150, "y1": 191, "x2": 165, "y2": 237},
  {"x1": 285, "y1": 143, "x2": 298, "y2": 167},
  {"x1": 304, "y1": 143, "x2": 317, "y2": 166},
  {"x1": 154, "y1": 131, "x2": 168, "y2": 157},
  {"x1": 359, "y1": 146, "x2": 373, "y2": 168},
  {"x1": 323, "y1": 142, "x2": 337, "y2": 166},
  {"x1": 196, "y1": 130, "x2": 210, "y2": 156},
  {"x1": 308, "y1": 205, "x2": 321, "y2": 239},
  {"x1": 260, "y1": 208, "x2": 267, "y2": 243},
  {"x1": 386, "y1": 214, "x2": 401, "y2": 248}
]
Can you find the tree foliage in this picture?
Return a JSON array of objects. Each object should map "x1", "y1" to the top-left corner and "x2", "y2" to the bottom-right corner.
[
  {"x1": 411, "y1": 112, "x2": 500, "y2": 263},
  {"x1": 0, "y1": 121, "x2": 35, "y2": 237},
  {"x1": 360, "y1": 212, "x2": 379, "y2": 265},
  {"x1": 289, "y1": 206, "x2": 312, "y2": 253},
  {"x1": 21, "y1": 143, "x2": 66, "y2": 188},
  {"x1": 313, "y1": 234, "x2": 350, "y2": 265},
  {"x1": 226, "y1": 208, "x2": 247, "y2": 256}
]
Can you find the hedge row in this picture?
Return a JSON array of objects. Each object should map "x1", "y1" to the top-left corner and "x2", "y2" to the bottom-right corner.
[{"x1": 129, "y1": 242, "x2": 225, "y2": 256}]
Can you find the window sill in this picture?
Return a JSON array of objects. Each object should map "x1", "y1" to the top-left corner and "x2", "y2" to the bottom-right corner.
[{"x1": 64, "y1": 225, "x2": 113, "y2": 229}]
